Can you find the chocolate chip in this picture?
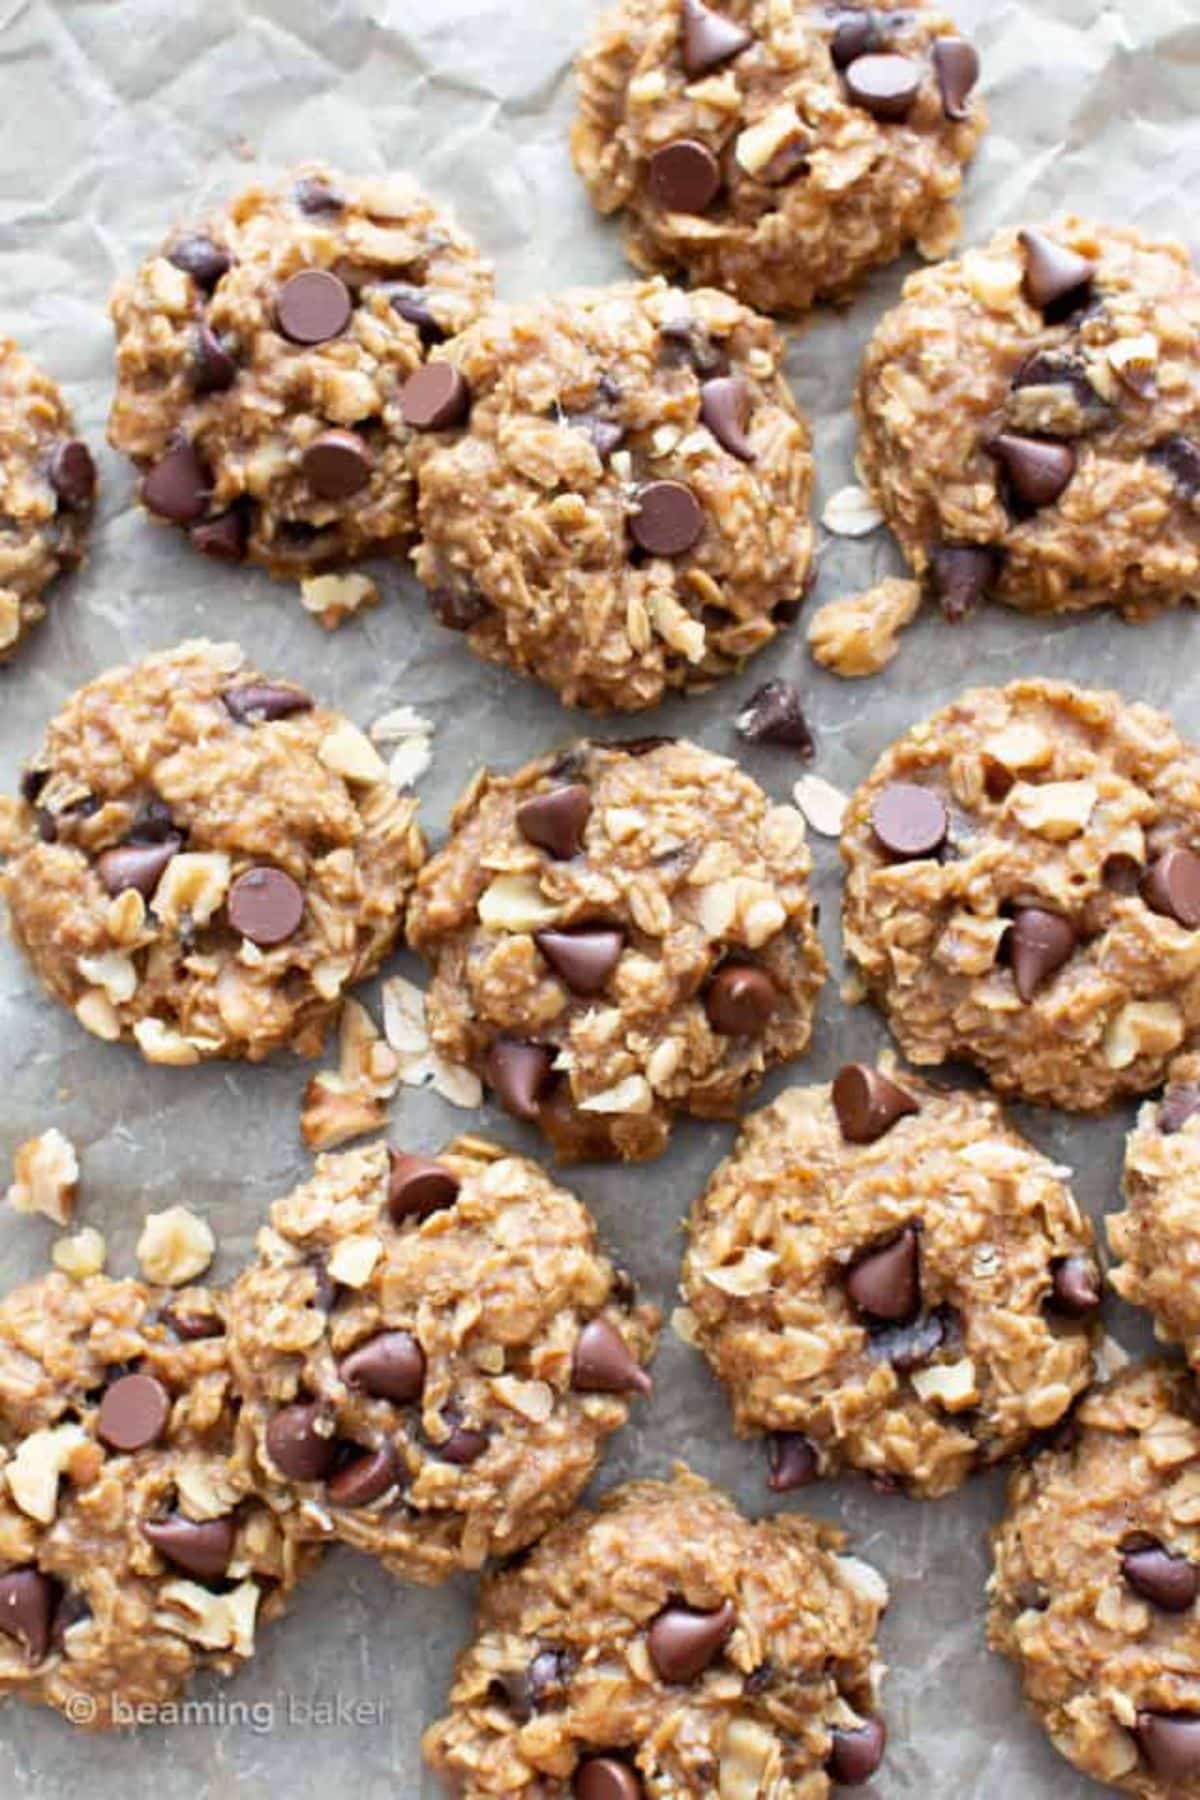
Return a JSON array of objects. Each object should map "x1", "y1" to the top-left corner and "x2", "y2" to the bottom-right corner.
[
  {"x1": 1011, "y1": 349, "x2": 1093, "y2": 403},
  {"x1": 868, "y1": 1306, "x2": 948, "y2": 1372},
  {"x1": 1136, "y1": 1713, "x2": 1200, "y2": 1781},
  {"x1": 191, "y1": 508, "x2": 248, "y2": 562},
  {"x1": 575, "y1": 1758, "x2": 643, "y2": 1800},
  {"x1": 832, "y1": 1063, "x2": 920, "y2": 1144},
  {"x1": 1018, "y1": 229, "x2": 1096, "y2": 320},
  {"x1": 648, "y1": 139, "x2": 722, "y2": 214},
  {"x1": 159, "y1": 1304, "x2": 224, "y2": 1342},
  {"x1": 932, "y1": 36, "x2": 979, "y2": 118},
  {"x1": 1152, "y1": 434, "x2": 1200, "y2": 501},
  {"x1": 429, "y1": 583, "x2": 490, "y2": 631},
  {"x1": 1121, "y1": 1542, "x2": 1199, "y2": 1612},
  {"x1": 988, "y1": 432, "x2": 1076, "y2": 508},
  {"x1": 536, "y1": 927, "x2": 625, "y2": 996},
  {"x1": 167, "y1": 234, "x2": 231, "y2": 291},
  {"x1": 327, "y1": 1442, "x2": 400, "y2": 1508},
  {"x1": 435, "y1": 1420, "x2": 488, "y2": 1464},
  {"x1": 659, "y1": 312, "x2": 726, "y2": 376},
  {"x1": 293, "y1": 176, "x2": 344, "y2": 214},
  {"x1": 339, "y1": 1330, "x2": 426, "y2": 1403},
  {"x1": 870, "y1": 782, "x2": 948, "y2": 859},
  {"x1": 399, "y1": 361, "x2": 470, "y2": 430},
  {"x1": 680, "y1": 0, "x2": 752, "y2": 77},
  {"x1": 1102, "y1": 852, "x2": 1143, "y2": 895},
  {"x1": 1048, "y1": 1256, "x2": 1101, "y2": 1318},
  {"x1": 142, "y1": 1514, "x2": 236, "y2": 1582},
  {"x1": 1160, "y1": 1082, "x2": 1200, "y2": 1135},
  {"x1": 705, "y1": 964, "x2": 777, "y2": 1036},
  {"x1": 568, "y1": 414, "x2": 626, "y2": 460},
  {"x1": 647, "y1": 1599, "x2": 736, "y2": 1683},
  {"x1": 97, "y1": 1372, "x2": 171, "y2": 1452},
  {"x1": 928, "y1": 542, "x2": 999, "y2": 621},
  {"x1": 517, "y1": 784, "x2": 592, "y2": 859},
  {"x1": 630, "y1": 480, "x2": 704, "y2": 557},
  {"x1": 388, "y1": 1152, "x2": 462, "y2": 1223},
  {"x1": 843, "y1": 52, "x2": 922, "y2": 120},
  {"x1": 767, "y1": 1432, "x2": 819, "y2": 1491},
  {"x1": 223, "y1": 682, "x2": 313, "y2": 724},
  {"x1": 302, "y1": 429, "x2": 372, "y2": 499},
  {"x1": 700, "y1": 376, "x2": 756, "y2": 462},
  {"x1": 735, "y1": 680, "x2": 814, "y2": 754},
  {"x1": 0, "y1": 1569, "x2": 60, "y2": 1664},
  {"x1": 572, "y1": 1319, "x2": 652, "y2": 1396},
  {"x1": 527, "y1": 1646, "x2": 574, "y2": 1708},
  {"x1": 19, "y1": 767, "x2": 49, "y2": 805},
  {"x1": 386, "y1": 285, "x2": 445, "y2": 344},
  {"x1": 190, "y1": 323, "x2": 237, "y2": 394},
  {"x1": 1007, "y1": 907, "x2": 1076, "y2": 1003},
  {"x1": 266, "y1": 1401, "x2": 336, "y2": 1481},
  {"x1": 829, "y1": 10, "x2": 878, "y2": 68},
  {"x1": 276, "y1": 269, "x2": 353, "y2": 345},
  {"x1": 142, "y1": 443, "x2": 210, "y2": 523},
  {"x1": 847, "y1": 1227, "x2": 920, "y2": 1323},
  {"x1": 1142, "y1": 846, "x2": 1200, "y2": 928},
  {"x1": 96, "y1": 835, "x2": 181, "y2": 899},
  {"x1": 48, "y1": 440, "x2": 96, "y2": 510},
  {"x1": 828, "y1": 1717, "x2": 887, "y2": 1785},
  {"x1": 227, "y1": 865, "x2": 305, "y2": 946},
  {"x1": 486, "y1": 1038, "x2": 555, "y2": 1120}
]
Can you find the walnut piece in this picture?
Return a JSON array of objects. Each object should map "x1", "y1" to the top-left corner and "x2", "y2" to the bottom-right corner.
[
  {"x1": 7, "y1": 1128, "x2": 79, "y2": 1226},
  {"x1": 137, "y1": 1205, "x2": 216, "y2": 1286},
  {"x1": 807, "y1": 577, "x2": 921, "y2": 679}
]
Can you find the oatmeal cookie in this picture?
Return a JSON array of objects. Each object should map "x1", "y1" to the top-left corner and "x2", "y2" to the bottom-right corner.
[
  {"x1": 0, "y1": 1272, "x2": 312, "y2": 1729},
  {"x1": 0, "y1": 340, "x2": 95, "y2": 657},
  {"x1": 572, "y1": 0, "x2": 984, "y2": 317},
  {"x1": 842, "y1": 680, "x2": 1200, "y2": 1112},
  {"x1": 857, "y1": 221, "x2": 1200, "y2": 619},
  {"x1": 107, "y1": 166, "x2": 493, "y2": 582},
  {"x1": 407, "y1": 737, "x2": 826, "y2": 1162},
  {"x1": 681, "y1": 1062, "x2": 1098, "y2": 1498},
  {"x1": 225, "y1": 1138, "x2": 658, "y2": 1585},
  {"x1": 0, "y1": 639, "x2": 423, "y2": 1065},
  {"x1": 1110, "y1": 1053, "x2": 1200, "y2": 1364},
  {"x1": 423, "y1": 1467, "x2": 889, "y2": 1797},
  {"x1": 989, "y1": 1362, "x2": 1200, "y2": 1797},
  {"x1": 407, "y1": 278, "x2": 814, "y2": 712}
]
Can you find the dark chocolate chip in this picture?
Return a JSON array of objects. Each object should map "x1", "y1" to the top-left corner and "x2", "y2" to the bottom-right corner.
[
  {"x1": 339, "y1": 1330, "x2": 426, "y2": 1404},
  {"x1": 222, "y1": 682, "x2": 314, "y2": 724},
  {"x1": 767, "y1": 1432, "x2": 819, "y2": 1491},
  {"x1": 191, "y1": 508, "x2": 248, "y2": 562},
  {"x1": 276, "y1": 269, "x2": 353, "y2": 345},
  {"x1": 705, "y1": 964, "x2": 777, "y2": 1036},
  {"x1": 386, "y1": 285, "x2": 445, "y2": 344},
  {"x1": 1152, "y1": 434, "x2": 1200, "y2": 501},
  {"x1": 847, "y1": 1227, "x2": 920, "y2": 1323},
  {"x1": 1011, "y1": 348, "x2": 1093, "y2": 404},
  {"x1": 1121, "y1": 1543, "x2": 1199, "y2": 1613},
  {"x1": 128, "y1": 796, "x2": 177, "y2": 845},
  {"x1": 870, "y1": 782, "x2": 948, "y2": 859},
  {"x1": 96, "y1": 835, "x2": 181, "y2": 899},
  {"x1": 97, "y1": 1372, "x2": 171, "y2": 1452},
  {"x1": 19, "y1": 767, "x2": 49, "y2": 805},
  {"x1": 48, "y1": 440, "x2": 96, "y2": 510},
  {"x1": 516, "y1": 784, "x2": 592, "y2": 859},
  {"x1": 868, "y1": 1306, "x2": 948, "y2": 1372},
  {"x1": 226, "y1": 865, "x2": 304, "y2": 946},
  {"x1": 486, "y1": 1038, "x2": 555, "y2": 1120},
  {"x1": 735, "y1": 680, "x2": 814, "y2": 754},
  {"x1": 832, "y1": 1063, "x2": 920, "y2": 1144},
  {"x1": 159, "y1": 1304, "x2": 224, "y2": 1342},
  {"x1": 988, "y1": 432, "x2": 1076, "y2": 508},
  {"x1": 1007, "y1": 907, "x2": 1076, "y2": 1003},
  {"x1": 575, "y1": 1757, "x2": 643, "y2": 1800},
  {"x1": 648, "y1": 139, "x2": 722, "y2": 214},
  {"x1": 828, "y1": 1717, "x2": 888, "y2": 1785},
  {"x1": 680, "y1": 0, "x2": 752, "y2": 78},
  {"x1": 659, "y1": 312, "x2": 726, "y2": 376},
  {"x1": 142, "y1": 1514, "x2": 236, "y2": 1582},
  {"x1": 0, "y1": 1569, "x2": 60, "y2": 1664},
  {"x1": 700, "y1": 376, "x2": 756, "y2": 461},
  {"x1": 293, "y1": 176, "x2": 344, "y2": 214},
  {"x1": 1019, "y1": 229, "x2": 1096, "y2": 320},
  {"x1": 528, "y1": 1646, "x2": 574, "y2": 1708},
  {"x1": 928, "y1": 542, "x2": 999, "y2": 621},
  {"x1": 435, "y1": 1420, "x2": 488, "y2": 1465},
  {"x1": 1136, "y1": 1713, "x2": 1200, "y2": 1781},
  {"x1": 647, "y1": 1599, "x2": 736, "y2": 1683},
  {"x1": 1142, "y1": 846, "x2": 1200, "y2": 928},
  {"x1": 1102, "y1": 853, "x2": 1144, "y2": 896},
  {"x1": 829, "y1": 9, "x2": 878, "y2": 69},
  {"x1": 843, "y1": 52, "x2": 922, "y2": 120},
  {"x1": 190, "y1": 323, "x2": 237, "y2": 394},
  {"x1": 630, "y1": 480, "x2": 704, "y2": 556},
  {"x1": 399, "y1": 361, "x2": 470, "y2": 430},
  {"x1": 535, "y1": 927, "x2": 625, "y2": 997},
  {"x1": 302, "y1": 428, "x2": 372, "y2": 499},
  {"x1": 568, "y1": 413, "x2": 626, "y2": 460},
  {"x1": 388, "y1": 1152, "x2": 462, "y2": 1223},
  {"x1": 571, "y1": 1319, "x2": 652, "y2": 1396},
  {"x1": 265, "y1": 1401, "x2": 336, "y2": 1481},
  {"x1": 327, "y1": 1442, "x2": 400, "y2": 1508},
  {"x1": 932, "y1": 36, "x2": 979, "y2": 118},
  {"x1": 1160, "y1": 1082, "x2": 1200, "y2": 1135},
  {"x1": 142, "y1": 443, "x2": 210, "y2": 524},
  {"x1": 167, "y1": 234, "x2": 231, "y2": 291},
  {"x1": 429, "y1": 583, "x2": 490, "y2": 631},
  {"x1": 1048, "y1": 1256, "x2": 1101, "y2": 1319}
]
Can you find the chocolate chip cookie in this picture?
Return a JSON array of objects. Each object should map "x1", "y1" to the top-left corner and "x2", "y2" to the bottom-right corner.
[
  {"x1": 0, "y1": 339, "x2": 95, "y2": 657},
  {"x1": 681, "y1": 1062, "x2": 1098, "y2": 1498},
  {"x1": 842, "y1": 680, "x2": 1200, "y2": 1112},
  {"x1": 406, "y1": 277, "x2": 814, "y2": 711},
  {"x1": 572, "y1": 0, "x2": 984, "y2": 317},
  {"x1": 107, "y1": 166, "x2": 493, "y2": 581},
  {"x1": 1109, "y1": 1054, "x2": 1200, "y2": 1364},
  {"x1": 407, "y1": 737, "x2": 826, "y2": 1162},
  {"x1": 0, "y1": 639, "x2": 423, "y2": 1064},
  {"x1": 857, "y1": 221, "x2": 1200, "y2": 619},
  {"x1": 0, "y1": 1272, "x2": 312, "y2": 1728},
  {"x1": 989, "y1": 1362, "x2": 1200, "y2": 1796},
  {"x1": 423, "y1": 1467, "x2": 889, "y2": 1796},
  {"x1": 225, "y1": 1138, "x2": 658, "y2": 1584}
]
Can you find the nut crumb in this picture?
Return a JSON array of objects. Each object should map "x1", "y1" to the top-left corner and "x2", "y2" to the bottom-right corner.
[
  {"x1": 137, "y1": 1205, "x2": 216, "y2": 1286},
  {"x1": 807, "y1": 578, "x2": 921, "y2": 679},
  {"x1": 7, "y1": 1128, "x2": 79, "y2": 1226}
]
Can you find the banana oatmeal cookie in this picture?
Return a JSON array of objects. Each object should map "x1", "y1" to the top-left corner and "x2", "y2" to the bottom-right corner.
[
  {"x1": 1110, "y1": 1053, "x2": 1200, "y2": 1364},
  {"x1": 423, "y1": 1467, "x2": 889, "y2": 1797},
  {"x1": 107, "y1": 166, "x2": 492, "y2": 582},
  {"x1": 989, "y1": 1362, "x2": 1200, "y2": 1796},
  {"x1": 0, "y1": 1272, "x2": 313, "y2": 1729},
  {"x1": 407, "y1": 737, "x2": 826, "y2": 1162},
  {"x1": 857, "y1": 221, "x2": 1200, "y2": 620},
  {"x1": 0, "y1": 639, "x2": 423, "y2": 1065},
  {"x1": 681, "y1": 1062, "x2": 1099, "y2": 1498},
  {"x1": 0, "y1": 339, "x2": 95, "y2": 657},
  {"x1": 842, "y1": 680, "x2": 1200, "y2": 1112},
  {"x1": 225, "y1": 1138, "x2": 658, "y2": 1584},
  {"x1": 406, "y1": 277, "x2": 814, "y2": 711},
  {"x1": 572, "y1": 0, "x2": 984, "y2": 317}
]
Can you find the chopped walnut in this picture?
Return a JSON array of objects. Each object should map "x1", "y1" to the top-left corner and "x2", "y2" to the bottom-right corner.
[
  {"x1": 52, "y1": 1226, "x2": 107, "y2": 1279},
  {"x1": 7, "y1": 1128, "x2": 79, "y2": 1226},
  {"x1": 807, "y1": 577, "x2": 921, "y2": 679},
  {"x1": 137, "y1": 1206, "x2": 217, "y2": 1286}
]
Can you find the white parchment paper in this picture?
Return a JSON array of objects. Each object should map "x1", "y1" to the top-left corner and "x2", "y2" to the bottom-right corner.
[{"x1": 1, "y1": 0, "x2": 1198, "y2": 1793}]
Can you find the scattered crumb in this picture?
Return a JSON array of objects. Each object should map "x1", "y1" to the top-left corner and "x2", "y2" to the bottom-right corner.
[
  {"x1": 7, "y1": 1129, "x2": 79, "y2": 1226},
  {"x1": 52, "y1": 1227, "x2": 107, "y2": 1280},
  {"x1": 301, "y1": 997, "x2": 400, "y2": 1150},
  {"x1": 807, "y1": 577, "x2": 922, "y2": 678},
  {"x1": 299, "y1": 570, "x2": 379, "y2": 630},
  {"x1": 793, "y1": 773, "x2": 848, "y2": 838},
  {"x1": 137, "y1": 1206, "x2": 216, "y2": 1286},
  {"x1": 369, "y1": 704, "x2": 435, "y2": 789},
  {"x1": 381, "y1": 975, "x2": 484, "y2": 1108},
  {"x1": 820, "y1": 484, "x2": 883, "y2": 538}
]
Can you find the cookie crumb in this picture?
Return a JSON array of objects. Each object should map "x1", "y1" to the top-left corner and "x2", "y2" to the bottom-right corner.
[
  {"x1": 808, "y1": 578, "x2": 921, "y2": 679},
  {"x1": 137, "y1": 1206, "x2": 216, "y2": 1286},
  {"x1": 7, "y1": 1128, "x2": 79, "y2": 1225},
  {"x1": 51, "y1": 1225, "x2": 107, "y2": 1279}
]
